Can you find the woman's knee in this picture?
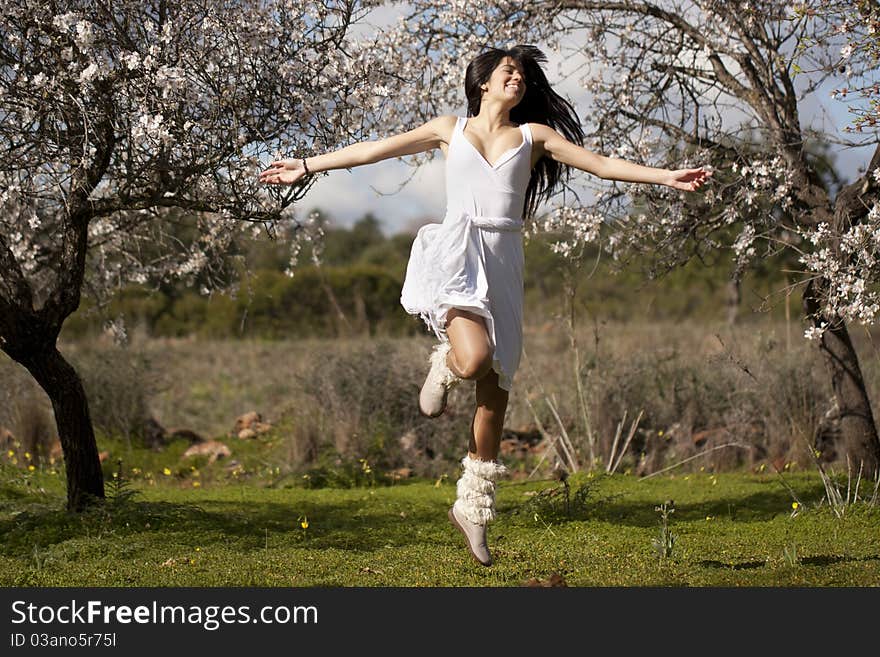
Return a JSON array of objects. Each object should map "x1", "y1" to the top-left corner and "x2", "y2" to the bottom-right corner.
[
  {"x1": 446, "y1": 309, "x2": 493, "y2": 379},
  {"x1": 454, "y1": 350, "x2": 494, "y2": 379}
]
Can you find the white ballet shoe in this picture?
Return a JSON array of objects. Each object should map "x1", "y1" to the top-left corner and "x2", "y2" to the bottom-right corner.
[
  {"x1": 449, "y1": 505, "x2": 492, "y2": 566},
  {"x1": 418, "y1": 341, "x2": 461, "y2": 418},
  {"x1": 449, "y1": 456, "x2": 507, "y2": 567}
]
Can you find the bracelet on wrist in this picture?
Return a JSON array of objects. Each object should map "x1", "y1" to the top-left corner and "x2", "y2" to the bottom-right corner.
[{"x1": 302, "y1": 158, "x2": 310, "y2": 175}]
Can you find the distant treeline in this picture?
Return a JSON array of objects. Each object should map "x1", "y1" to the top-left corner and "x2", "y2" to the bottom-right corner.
[{"x1": 64, "y1": 211, "x2": 795, "y2": 340}]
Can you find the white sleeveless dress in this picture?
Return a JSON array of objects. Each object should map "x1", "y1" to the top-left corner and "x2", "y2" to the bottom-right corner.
[{"x1": 400, "y1": 116, "x2": 532, "y2": 391}]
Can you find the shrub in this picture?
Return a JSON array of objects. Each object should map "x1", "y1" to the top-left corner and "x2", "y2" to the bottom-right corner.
[
  {"x1": 65, "y1": 343, "x2": 164, "y2": 447},
  {"x1": 514, "y1": 321, "x2": 829, "y2": 476},
  {"x1": 282, "y1": 338, "x2": 473, "y2": 478}
]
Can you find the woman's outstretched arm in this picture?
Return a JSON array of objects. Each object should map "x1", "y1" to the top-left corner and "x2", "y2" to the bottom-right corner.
[
  {"x1": 529, "y1": 123, "x2": 712, "y2": 192},
  {"x1": 259, "y1": 116, "x2": 456, "y2": 186}
]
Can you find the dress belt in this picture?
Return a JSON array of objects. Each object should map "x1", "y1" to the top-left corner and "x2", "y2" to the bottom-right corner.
[{"x1": 443, "y1": 210, "x2": 523, "y2": 233}]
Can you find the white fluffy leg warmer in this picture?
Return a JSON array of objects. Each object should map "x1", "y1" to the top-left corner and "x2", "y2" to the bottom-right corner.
[
  {"x1": 430, "y1": 340, "x2": 461, "y2": 387},
  {"x1": 452, "y1": 455, "x2": 507, "y2": 526}
]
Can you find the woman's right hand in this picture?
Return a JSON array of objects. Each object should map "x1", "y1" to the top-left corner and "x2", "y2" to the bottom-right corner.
[{"x1": 258, "y1": 158, "x2": 308, "y2": 186}]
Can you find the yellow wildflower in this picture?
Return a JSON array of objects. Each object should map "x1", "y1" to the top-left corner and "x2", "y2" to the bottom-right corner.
[
  {"x1": 792, "y1": 502, "x2": 799, "y2": 510},
  {"x1": 162, "y1": 467, "x2": 171, "y2": 476}
]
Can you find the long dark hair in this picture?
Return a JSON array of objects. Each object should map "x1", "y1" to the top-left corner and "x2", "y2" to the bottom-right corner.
[{"x1": 464, "y1": 45, "x2": 585, "y2": 220}]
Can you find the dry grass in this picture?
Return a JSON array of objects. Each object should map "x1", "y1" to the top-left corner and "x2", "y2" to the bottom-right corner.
[
  {"x1": 3, "y1": 316, "x2": 880, "y2": 478},
  {"x1": 517, "y1": 317, "x2": 836, "y2": 474}
]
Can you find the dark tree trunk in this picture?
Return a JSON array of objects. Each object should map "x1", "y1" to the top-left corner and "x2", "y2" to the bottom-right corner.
[
  {"x1": 0, "y1": 203, "x2": 106, "y2": 512},
  {"x1": 798, "y1": 144, "x2": 880, "y2": 478},
  {"x1": 18, "y1": 345, "x2": 105, "y2": 511},
  {"x1": 803, "y1": 276, "x2": 880, "y2": 477}
]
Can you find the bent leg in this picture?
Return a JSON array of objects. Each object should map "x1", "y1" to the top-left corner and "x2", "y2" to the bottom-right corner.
[
  {"x1": 446, "y1": 308, "x2": 494, "y2": 381},
  {"x1": 468, "y1": 368, "x2": 509, "y2": 461}
]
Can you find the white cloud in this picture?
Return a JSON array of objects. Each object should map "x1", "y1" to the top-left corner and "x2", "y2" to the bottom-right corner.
[{"x1": 300, "y1": 156, "x2": 447, "y2": 235}]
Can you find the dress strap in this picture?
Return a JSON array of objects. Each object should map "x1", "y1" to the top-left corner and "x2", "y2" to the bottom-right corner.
[
  {"x1": 451, "y1": 116, "x2": 465, "y2": 149},
  {"x1": 519, "y1": 122, "x2": 532, "y2": 145}
]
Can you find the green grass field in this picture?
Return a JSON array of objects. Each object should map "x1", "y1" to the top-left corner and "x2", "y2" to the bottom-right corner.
[{"x1": 2, "y1": 448, "x2": 878, "y2": 587}]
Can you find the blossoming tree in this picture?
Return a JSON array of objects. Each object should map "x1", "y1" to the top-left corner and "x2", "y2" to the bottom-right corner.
[
  {"x1": 787, "y1": 0, "x2": 880, "y2": 477},
  {"x1": 0, "y1": 0, "x2": 398, "y2": 510},
  {"x1": 374, "y1": 0, "x2": 880, "y2": 474}
]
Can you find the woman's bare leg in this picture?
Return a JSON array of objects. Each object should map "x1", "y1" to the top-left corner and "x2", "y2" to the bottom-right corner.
[
  {"x1": 445, "y1": 308, "x2": 507, "y2": 459},
  {"x1": 449, "y1": 366, "x2": 509, "y2": 566},
  {"x1": 445, "y1": 308, "x2": 494, "y2": 381},
  {"x1": 468, "y1": 368, "x2": 508, "y2": 461}
]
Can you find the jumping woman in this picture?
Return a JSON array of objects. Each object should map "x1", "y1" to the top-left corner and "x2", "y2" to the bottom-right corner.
[{"x1": 259, "y1": 44, "x2": 711, "y2": 567}]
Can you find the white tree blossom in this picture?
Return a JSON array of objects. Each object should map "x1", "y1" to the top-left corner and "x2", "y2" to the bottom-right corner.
[
  {"x1": 796, "y1": 195, "x2": 880, "y2": 339},
  {"x1": 0, "y1": 0, "x2": 401, "y2": 320}
]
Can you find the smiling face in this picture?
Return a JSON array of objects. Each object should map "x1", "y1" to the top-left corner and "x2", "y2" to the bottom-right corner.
[{"x1": 480, "y1": 56, "x2": 526, "y2": 107}]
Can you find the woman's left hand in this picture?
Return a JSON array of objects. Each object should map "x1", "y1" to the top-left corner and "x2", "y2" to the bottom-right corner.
[{"x1": 665, "y1": 167, "x2": 713, "y2": 192}]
